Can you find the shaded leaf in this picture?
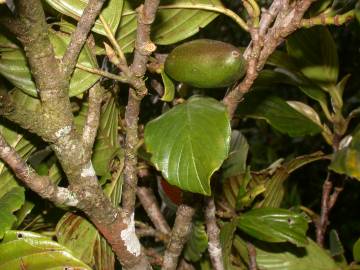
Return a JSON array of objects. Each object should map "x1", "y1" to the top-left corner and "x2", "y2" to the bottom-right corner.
[
  {"x1": 221, "y1": 130, "x2": 249, "y2": 180},
  {"x1": 0, "y1": 187, "x2": 25, "y2": 239},
  {"x1": 237, "y1": 91, "x2": 322, "y2": 137},
  {"x1": 117, "y1": 0, "x2": 222, "y2": 53},
  {"x1": 256, "y1": 152, "x2": 325, "y2": 208},
  {"x1": 354, "y1": 238, "x2": 360, "y2": 262},
  {"x1": 144, "y1": 96, "x2": 231, "y2": 195},
  {"x1": 0, "y1": 31, "x2": 99, "y2": 97},
  {"x1": 220, "y1": 219, "x2": 238, "y2": 270},
  {"x1": 91, "y1": 98, "x2": 121, "y2": 176},
  {"x1": 233, "y1": 236, "x2": 338, "y2": 270},
  {"x1": 329, "y1": 230, "x2": 344, "y2": 257},
  {"x1": 45, "y1": 0, "x2": 123, "y2": 36},
  {"x1": 184, "y1": 221, "x2": 208, "y2": 262},
  {"x1": 329, "y1": 129, "x2": 360, "y2": 180},
  {"x1": 161, "y1": 70, "x2": 175, "y2": 102},
  {"x1": 236, "y1": 208, "x2": 309, "y2": 247},
  {"x1": 0, "y1": 230, "x2": 91, "y2": 270},
  {"x1": 286, "y1": 26, "x2": 338, "y2": 88}
]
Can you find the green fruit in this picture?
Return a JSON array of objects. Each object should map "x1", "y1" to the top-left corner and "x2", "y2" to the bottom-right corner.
[{"x1": 164, "y1": 39, "x2": 247, "y2": 88}]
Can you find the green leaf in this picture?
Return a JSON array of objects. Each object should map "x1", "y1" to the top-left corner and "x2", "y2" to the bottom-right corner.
[
  {"x1": 91, "y1": 98, "x2": 121, "y2": 176},
  {"x1": 221, "y1": 130, "x2": 249, "y2": 180},
  {"x1": 161, "y1": 70, "x2": 175, "y2": 102},
  {"x1": 286, "y1": 26, "x2": 339, "y2": 88},
  {"x1": 0, "y1": 31, "x2": 100, "y2": 97},
  {"x1": 233, "y1": 236, "x2": 338, "y2": 270},
  {"x1": 117, "y1": 0, "x2": 222, "y2": 53},
  {"x1": 256, "y1": 152, "x2": 325, "y2": 208},
  {"x1": 237, "y1": 91, "x2": 322, "y2": 137},
  {"x1": 220, "y1": 219, "x2": 239, "y2": 270},
  {"x1": 145, "y1": 96, "x2": 231, "y2": 195},
  {"x1": 45, "y1": 0, "x2": 123, "y2": 36},
  {"x1": 354, "y1": 238, "x2": 360, "y2": 262},
  {"x1": 184, "y1": 221, "x2": 208, "y2": 262},
  {"x1": 0, "y1": 230, "x2": 91, "y2": 270},
  {"x1": 0, "y1": 90, "x2": 38, "y2": 217},
  {"x1": 329, "y1": 129, "x2": 360, "y2": 180},
  {"x1": 0, "y1": 187, "x2": 25, "y2": 239},
  {"x1": 236, "y1": 208, "x2": 309, "y2": 247},
  {"x1": 329, "y1": 230, "x2": 344, "y2": 257}
]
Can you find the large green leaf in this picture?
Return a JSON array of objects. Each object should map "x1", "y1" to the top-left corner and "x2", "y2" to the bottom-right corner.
[
  {"x1": 286, "y1": 26, "x2": 339, "y2": 88},
  {"x1": 0, "y1": 31, "x2": 100, "y2": 97},
  {"x1": 0, "y1": 230, "x2": 91, "y2": 270},
  {"x1": 144, "y1": 96, "x2": 231, "y2": 195},
  {"x1": 329, "y1": 129, "x2": 360, "y2": 180},
  {"x1": 0, "y1": 187, "x2": 25, "y2": 239},
  {"x1": 117, "y1": 0, "x2": 222, "y2": 53},
  {"x1": 236, "y1": 208, "x2": 309, "y2": 247},
  {"x1": 233, "y1": 236, "x2": 338, "y2": 270},
  {"x1": 237, "y1": 91, "x2": 322, "y2": 137},
  {"x1": 45, "y1": 0, "x2": 123, "y2": 36},
  {"x1": 184, "y1": 221, "x2": 208, "y2": 262}
]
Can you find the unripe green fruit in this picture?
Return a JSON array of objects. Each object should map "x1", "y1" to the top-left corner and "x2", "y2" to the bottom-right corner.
[{"x1": 164, "y1": 39, "x2": 247, "y2": 88}]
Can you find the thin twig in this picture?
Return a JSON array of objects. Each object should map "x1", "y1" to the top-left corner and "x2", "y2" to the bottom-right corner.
[
  {"x1": 82, "y1": 82, "x2": 104, "y2": 152},
  {"x1": 162, "y1": 204, "x2": 196, "y2": 270},
  {"x1": 301, "y1": 10, "x2": 355, "y2": 28},
  {"x1": 137, "y1": 186, "x2": 171, "y2": 235},
  {"x1": 205, "y1": 197, "x2": 224, "y2": 270},
  {"x1": 247, "y1": 242, "x2": 258, "y2": 270},
  {"x1": 0, "y1": 133, "x2": 78, "y2": 206},
  {"x1": 62, "y1": 0, "x2": 107, "y2": 79},
  {"x1": 316, "y1": 176, "x2": 343, "y2": 247},
  {"x1": 76, "y1": 63, "x2": 129, "y2": 83}
]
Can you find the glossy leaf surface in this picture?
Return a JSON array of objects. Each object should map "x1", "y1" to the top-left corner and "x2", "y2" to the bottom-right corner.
[
  {"x1": 0, "y1": 187, "x2": 24, "y2": 239},
  {"x1": 236, "y1": 208, "x2": 309, "y2": 247},
  {"x1": 237, "y1": 92, "x2": 322, "y2": 137},
  {"x1": 0, "y1": 31, "x2": 99, "y2": 97},
  {"x1": 117, "y1": 0, "x2": 222, "y2": 53},
  {"x1": 46, "y1": 0, "x2": 123, "y2": 35},
  {"x1": 145, "y1": 96, "x2": 231, "y2": 195},
  {"x1": 234, "y1": 236, "x2": 338, "y2": 270},
  {"x1": 0, "y1": 230, "x2": 91, "y2": 270},
  {"x1": 287, "y1": 26, "x2": 338, "y2": 88}
]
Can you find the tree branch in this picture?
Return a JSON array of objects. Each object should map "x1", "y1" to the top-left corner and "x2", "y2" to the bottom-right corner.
[
  {"x1": 62, "y1": 0, "x2": 107, "y2": 79},
  {"x1": 205, "y1": 197, "x2": 224, "y2": 270},
  {"x1": 137, "y1": 186, "x2": 171, "y2": 235},
  {"x1": 82, "y1": 82, "x2": 104, "y2": 153},
  {"x1": 122, "y1": 0, "x2": 160, "y2": 217},
  {"x1": 162, "y1": 204, "x2": 196, "y2": 270},
  {"x1": 222, "y1": 0, "x2": 316, "y2": 118},
  {"x1": 0, "y1": 133, "x2": 78, "y2": 206}
]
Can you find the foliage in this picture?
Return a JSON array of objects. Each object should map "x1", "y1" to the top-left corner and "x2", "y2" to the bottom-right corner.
[{"x1": 0, "y1": 0, "x2": 360, "y2": 269}]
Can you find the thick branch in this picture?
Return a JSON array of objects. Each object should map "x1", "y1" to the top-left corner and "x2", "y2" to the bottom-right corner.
[
  {"x1": 162, "y1": 204, "x2": 196, "y2": 270},
  {"x1": 0, "y1": 133, "x2": 78, "y2": 206},
  {"x1": 62, "y1": 0, "x2": 107, "y2": 79},
  {"x1": 205, "y1": 197, "x2": 224, "y2": 270},
  {"x1": 122, "y1": 0, "x2": 159, "y2": 216}
]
